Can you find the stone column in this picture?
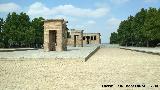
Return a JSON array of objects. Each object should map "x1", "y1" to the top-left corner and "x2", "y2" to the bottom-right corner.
[
  {"x1": 44, "y1": 30, "x2": 49, "y2": 51},
  {"x1": 56, "y1": 30, "x2": 63, "y2": 51},
  {"x1": 80, "y1": 30, "x2": 83, "y2": 47}
]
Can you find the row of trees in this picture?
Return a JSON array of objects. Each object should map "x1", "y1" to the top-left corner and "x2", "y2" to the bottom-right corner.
[
  {"x1": 0, "y1": 12, "x2": 44, "y2": 48},
  {"x1": 110, "y1": 8, "x2": 160, "y2": 47}
]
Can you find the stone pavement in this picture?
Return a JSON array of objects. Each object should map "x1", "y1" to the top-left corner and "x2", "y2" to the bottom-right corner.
[
  {"x1": 0, "y1": 47, "x2": 160, "y2": 90},
  {"x1": 0, "y1": 46, "x2": 100, "y2": 61}
]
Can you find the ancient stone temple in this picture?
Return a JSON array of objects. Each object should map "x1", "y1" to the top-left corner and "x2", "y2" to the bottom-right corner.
[
  {"x1": 43, "y1": 19, "x2": 68, "y2": 51},
  {"x1": 83, "y1": 33, "x2": 101, "y2": 45},
  {"x1": 67, "y1": 30, "x2": 101, "y2": 46},
  {"x1": 67, "y1": 29, "x2": 84, "y2": 47}
]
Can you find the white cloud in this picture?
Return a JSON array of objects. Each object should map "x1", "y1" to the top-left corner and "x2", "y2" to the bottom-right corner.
[
  {"x1": 105, "y1": 17, "x2": 121, "y2": 43},
  {"x1": 27, "y1": 2, "x2": 110, "y2": 18},
  {"x1": 0, "y1": 2, "x2": 20, "y2": 12},
  {"x1": 110, "y1": 0, "x2": 129, "y2": 4},
  {"x1": 106, "y1": 17, "x2": 121, "y2": 30},
  {"x1": 27, "y1": 2, "x2": 51, "y2": 18},
  {"x1": 53, "y1": 15, "x2": 68, "y2": 20}
]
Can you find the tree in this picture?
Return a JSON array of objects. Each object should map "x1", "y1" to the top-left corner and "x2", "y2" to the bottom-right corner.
[
  {"x1": 31, "y1": 17, "x2": 44, "y2": 48},
  {"x1": 0, "y1": 18, "x2": 3, "y2": 41},
  {"x1": 17, "y1": 12, "x2": 31, "y2": 47},
  {"x1": 3, "y1": 12, "x2": 31, "y2": 47},
  {"x1": 111, "y1": 7, "x2": 160, "y2": 47},
  {"x1": 24, "y1": 27, "x2": 36, "y2": 47},
  {"x1": 3, "y1": 13, "x2": 13, "y2": 47},
  {"x1": 131, "y1": 8, "x2": 147, "y2": 46},
  {"x1": 143, "y1": 8, "x2": 159, "y2": 47},
  {"x1": 110, "y1": 32, "x2": 118, "y2": 44},
  {"x1": 117, "y1": 17, "x2": 133, "y2": 46},
  {"x1": 0, "y1": 18, "x2": 5, "y2": 47}
]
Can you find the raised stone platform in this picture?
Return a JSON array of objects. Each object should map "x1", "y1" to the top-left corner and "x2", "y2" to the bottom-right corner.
[
  {"x1": 120, "y1": 47, "x2": 160, "y2": 55},
  {"x1": 0, "y1": 46, "x2": 100, "y2": 62}
]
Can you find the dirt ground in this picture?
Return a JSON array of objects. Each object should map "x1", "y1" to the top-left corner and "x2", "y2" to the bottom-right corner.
[{"x1": 0, "y1": 48, "x2": 160, "y2": 90}]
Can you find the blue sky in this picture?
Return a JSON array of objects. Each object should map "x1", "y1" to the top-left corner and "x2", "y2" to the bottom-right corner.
[{"x1": 0, "y1": 0, "x2": 160, "y2": 43}]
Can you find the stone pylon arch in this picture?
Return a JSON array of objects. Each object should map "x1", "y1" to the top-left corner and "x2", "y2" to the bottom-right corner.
[{"x1": 43, "y1": 19, "x2": 68, "y2": 51}]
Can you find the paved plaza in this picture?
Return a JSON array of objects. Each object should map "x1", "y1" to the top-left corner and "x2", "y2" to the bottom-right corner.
[
  {"x1": 0, "y1": 46, "x2": 99, "y2": 61},
  {"x1": 0, "y1": 46, "x2": 160, "y2": 90}
]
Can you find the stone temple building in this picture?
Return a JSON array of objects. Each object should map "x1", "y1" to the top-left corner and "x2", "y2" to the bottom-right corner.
[
  {"x1": 43, "y1": 18, "x2": 101, "y2": 51},
  {"x1": 67, "y1": 29, "x2": 84, "y2": 47},
  {"x1": 83, "y1": 33, "x2": 101, "y2": 45},
  {"x1": 67, "y1": 29, "x2": 101, "y2": 47},
  {"x1": 43, "y1": 19, "x2": 68, "y2": 51}
]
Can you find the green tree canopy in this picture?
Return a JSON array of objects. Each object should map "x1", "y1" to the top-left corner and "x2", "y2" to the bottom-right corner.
[
  {"x1": 110, "y1": 8, "x2": 160, "y2": 47},
  {"x1": 1, "y1": 12, "x2": 44, "y2": 48}
]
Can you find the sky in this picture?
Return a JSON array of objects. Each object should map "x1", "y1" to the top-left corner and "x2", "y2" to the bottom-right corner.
[{"x1": 0, "y1": 0, "x2": 160, "y2": 43}]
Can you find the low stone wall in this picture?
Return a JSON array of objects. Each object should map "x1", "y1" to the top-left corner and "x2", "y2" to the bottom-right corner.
[
  {"x1": 85, "y1": 46, "x2": 100, "y2": 61},
  {"x1": 120, "y1": 47, "x2": 160, "y2": 55}
]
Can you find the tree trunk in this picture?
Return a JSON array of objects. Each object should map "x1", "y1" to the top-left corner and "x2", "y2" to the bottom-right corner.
[
  {"x1": 147, "y1": 41, "x2": 149, "y2": 47},
  {"x1": 125, "y1": 43, "x2": 128, "y2": 47},
  {"x1": 132, "y1": 42, "x2": 134, "y2": 46}
]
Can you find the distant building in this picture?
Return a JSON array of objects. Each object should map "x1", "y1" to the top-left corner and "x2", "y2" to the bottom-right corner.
[
  {"x1": 43, "y1": 18, "x2": 101, "y2": 52},
  {"x1": 67, "y1": 29, "x2": 83, "y2": 47},
  {"x1": 67, "y1": 29, "x2": 101, "y2": 47},
  {"x1": 83, "y1": 33, "x2": 101, "y2": 45}
]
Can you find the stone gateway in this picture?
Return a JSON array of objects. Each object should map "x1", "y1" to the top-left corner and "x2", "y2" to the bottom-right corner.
[
  {"x1": 43, "y1": 19, "x2": 68, "y2": 51},
  {"x1": 67, "y1": 29, "x2": 84, "y2": 47}
]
